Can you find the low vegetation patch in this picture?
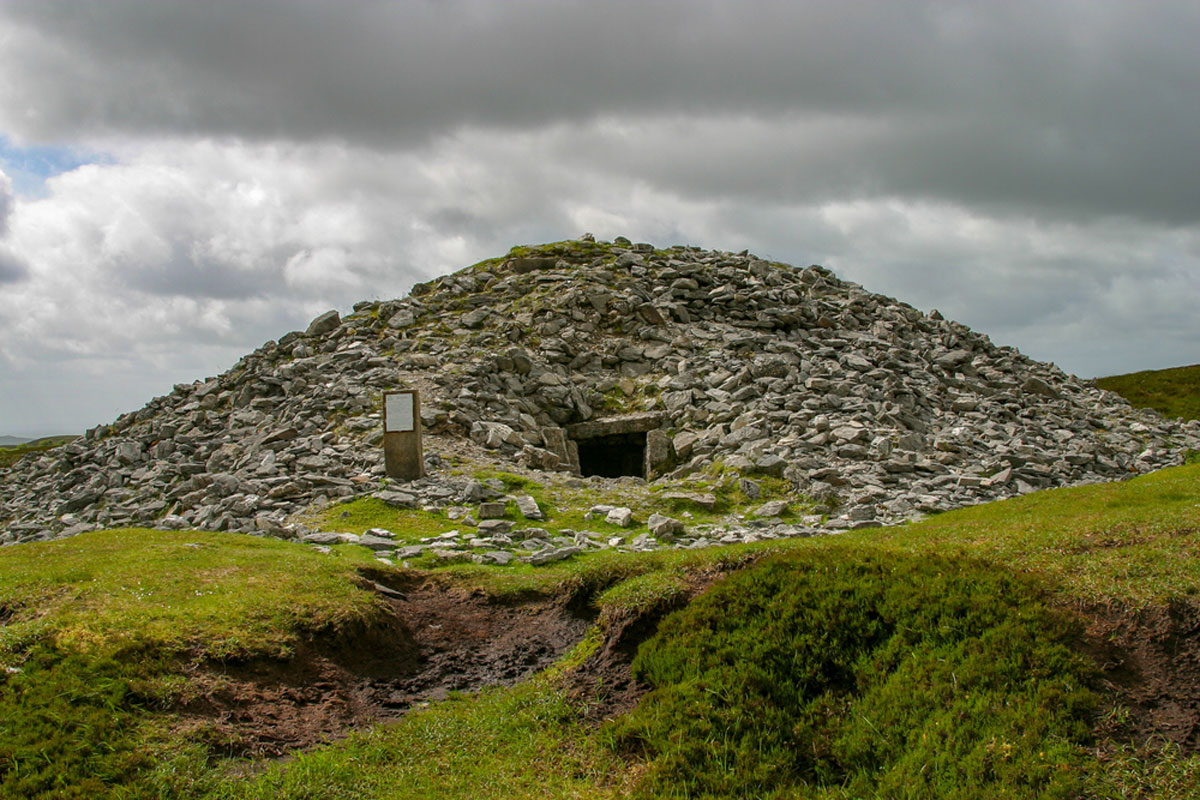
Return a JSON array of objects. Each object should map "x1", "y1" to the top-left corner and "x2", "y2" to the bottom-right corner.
[{"x1": 611, "y1": 549, "x2": 1097, "y2": 798}]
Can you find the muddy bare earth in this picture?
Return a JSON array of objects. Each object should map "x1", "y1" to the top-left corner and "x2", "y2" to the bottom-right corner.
[
  {"x1": 1082, "y1": 600, "x2": 1200, "y2": 751},
  {"x1": 176, "y1": 572, "x2": 597, "y2": 757}
]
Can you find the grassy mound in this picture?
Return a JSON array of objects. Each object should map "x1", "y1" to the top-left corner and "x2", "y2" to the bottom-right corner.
[{"x1": 1096, "y1": 363, "x2": 1200, "y2": 421}]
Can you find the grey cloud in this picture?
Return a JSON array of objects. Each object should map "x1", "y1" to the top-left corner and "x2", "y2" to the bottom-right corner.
[
  {"x1": 3, "y1": 1, "x2": 1200, "y2": 223},
  {"x1": 0, "y1": 235, "x2": 27, "y2": 283},
  {"x1": 0, "y1": 169, "x2": 12, "y2": 234},
  {"x1": 0, "y1": 251, "x2": 27, "y2": 283},
  {"x1": 120, "y1": 249, "x2": 283, "y2": 300}
]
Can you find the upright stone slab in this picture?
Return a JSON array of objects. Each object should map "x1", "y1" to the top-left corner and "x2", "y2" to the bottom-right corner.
[
  {"x1": 644, "y1": 429, "x2": 676, "y2": 479},
  {"x1": 383, "y1": 390, "x2": 425, "y2": 480}
]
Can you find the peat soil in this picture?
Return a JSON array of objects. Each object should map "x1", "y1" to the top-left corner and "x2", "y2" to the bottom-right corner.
[
  {"x1": 176, "y1": 572, "x2": 596, "y2": 758},
  {"x1": 1082, "y1": 600, "x2": 1200, "y2": 751},
  {"x1": 173, "y1": 566, "x2": 725, "y2": 760}
]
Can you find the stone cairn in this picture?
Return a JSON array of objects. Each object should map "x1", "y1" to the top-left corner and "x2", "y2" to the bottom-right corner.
[{"x1": 3, "y1": 235, "x2": 1199, "y2": 550}]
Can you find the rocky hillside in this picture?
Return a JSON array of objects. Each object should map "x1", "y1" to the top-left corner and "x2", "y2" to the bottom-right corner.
[{"x1": 3, "y1": 236, "x2": 1198, "y2": 547}]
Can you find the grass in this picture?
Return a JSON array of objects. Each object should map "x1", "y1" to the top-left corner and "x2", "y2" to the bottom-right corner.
[
  {"x1": 859, "y1": 463, "x2": 1200, "y2": 607},
  {"x1": 1096, "y1": 363, "x2": 1200, "y2": 421},
  {"x1": 315, "y1": 498, "x2": 450, "y2": 542},
  {"x1": 311, "y1": 467, "x2": 814, "y2": 560},
  {"x1": 5, "y1": 465, "x2": 1200, "y2": 796},
  {"x1": 0, "y1": 529, "x2": 382, "y2": 660},
  {"x1": 0, "y1": 529, "x2": 388, "y2": 799},
  {"x1": 504, "y1": 239, "x2": 617, "y2": 265}
]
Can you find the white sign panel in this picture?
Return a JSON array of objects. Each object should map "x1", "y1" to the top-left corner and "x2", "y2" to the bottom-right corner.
[{"x1": 385, "y1": 392, "x2": 415, "y2": 433}]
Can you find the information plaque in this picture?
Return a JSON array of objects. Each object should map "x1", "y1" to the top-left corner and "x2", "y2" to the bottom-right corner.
[
  {"x1": 382, "y1": 390, "x2": 423, "y2": 480},
  {"x1": 384, "y1": 392, "x2": 415, "y2": 432}
]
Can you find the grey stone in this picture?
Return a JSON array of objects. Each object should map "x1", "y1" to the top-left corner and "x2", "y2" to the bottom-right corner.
[
  {"x1": 301, "y1": 531, "x2": 346, "y2": 545},
  {"x1": 753, "y1": 500, "x2": 789, "y2": 518},
  {"x1": 4, "y1": 237, "x2": 1199, "y2": 551},
  {"x1": 478, "y1": 502, "x2": 507, "y2": 519},
  {"x1": 647, "y1": 513, "x2": 685, "y2": 538},
  {"x1": 306, "y1": 310, "x2": 341, "y2": 337},
  {"x1": 984, "y1": 467, "x2": 1013, "y2": 487},
  {"x1": 605, "y1": 507, "x2": 635, "y2": 527},
  {"x1": 462, "y1": 308, "x2": 491, "y2": 329},
  {"x1": 512, "y1": 527, "x2": 550, "y2": 541},
  {"x1": 387, "y1": 310, "x2": 415, "y2": 328},
  {"x1": 752, "y1": 454, "x2": 787, "y2": 477},
  {"x1": 1022, "y1": 376, "x2": 1061, "y2": 399},
  {"x1": 661, "y1": 492, "x2": 717, "y2": 510},
  {"x1": 477, "y1": 519, "x2": 514, "y2": 534},
  {"x1": 430, "y1": 548, "x2": 473, "y2": 563},
  {"x1": 526, "y1": 545, "x2": 581, "y2": 565},
  {"x1": 518, "y1": 445, "x2": 561, "y2": 470},
  {"x1": 515, "y1": 494, "x2": 543, "y2": 520},
  {"x1": 359, "y1": 533, "x2": 397, "y2": 551},
  {"x1": 935, "y1": 349, "x2": 973, "y2": 370},
  {"x1": 376, "y1": 490, "x2": 418, "y2": 508},
  {"x1": 645, "y1": 429, "x2": 675, "y2": 478},
  {"x1": 672, "y1": 431, "x2": 699, "y2": 460},
  {"x1": 462, "y1": 480, "x2": 501, "y2": 502}
]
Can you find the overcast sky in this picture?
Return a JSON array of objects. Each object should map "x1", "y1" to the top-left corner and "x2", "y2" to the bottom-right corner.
[{"x1": 1, "y1": 0, "x2": 1198, "y2": 437}]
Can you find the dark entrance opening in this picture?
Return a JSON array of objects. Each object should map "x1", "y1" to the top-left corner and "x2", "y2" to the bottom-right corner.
[{"x1": 576, "y1": 432, "x2": 646, "y2": 479}]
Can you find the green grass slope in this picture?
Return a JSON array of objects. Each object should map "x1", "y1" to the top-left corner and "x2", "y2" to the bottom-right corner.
[
  {"x1": 1097, "y1": 363, "x2": 1200, "y2": 421},
  {"x1": 4, "y1": 466, "x2": 1200, "y2": 797}
]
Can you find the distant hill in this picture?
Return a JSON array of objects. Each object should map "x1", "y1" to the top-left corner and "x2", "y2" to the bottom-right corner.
[
  {"x1": 1096, "y1": 363, "x2": 1200, "y2": 421},
  {"x1": 0, "y1": 435, "x2": 77, "y2": 469}
]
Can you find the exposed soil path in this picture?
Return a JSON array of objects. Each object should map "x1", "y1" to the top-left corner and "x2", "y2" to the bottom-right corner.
[
  {"x1": 177, "y1": 573, "x2": 594, "y2": 757},
  {"x1": 1082, "y1": 600, "x2": 1200, "y2": 751}
]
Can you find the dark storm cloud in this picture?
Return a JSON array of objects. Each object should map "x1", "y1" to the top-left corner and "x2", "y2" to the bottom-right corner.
[{"x1": 3, "y1": 0, "x2": 1200, "y2": 223}]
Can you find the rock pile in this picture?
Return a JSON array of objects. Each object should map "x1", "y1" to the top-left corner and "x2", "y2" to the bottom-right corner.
[{"x1": 3, "y1": 235, "x2": 1199, "y2": 547}]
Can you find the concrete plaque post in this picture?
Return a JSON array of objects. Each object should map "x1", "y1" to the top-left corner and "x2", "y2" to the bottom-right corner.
[{"x1": 383, "y1": 390, "x2": 424, "y2": 480}]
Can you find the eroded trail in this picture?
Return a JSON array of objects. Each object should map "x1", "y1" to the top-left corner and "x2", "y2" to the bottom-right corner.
[
  {"x1": 177, "y1": 574, "x2": 594, "y2": 757},
  {"x1": 1084, "y1": 600, "x2": 1200, "y2": 751}
]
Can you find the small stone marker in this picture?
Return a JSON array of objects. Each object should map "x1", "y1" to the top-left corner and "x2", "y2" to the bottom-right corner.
[{"x1": 383, "y1": 390, "x2": 424, "y2": 480}]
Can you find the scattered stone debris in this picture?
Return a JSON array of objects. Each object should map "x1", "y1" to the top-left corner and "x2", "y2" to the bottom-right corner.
[{"x1": 3, "y1": 236, "x2": 1199, "y2": 547}]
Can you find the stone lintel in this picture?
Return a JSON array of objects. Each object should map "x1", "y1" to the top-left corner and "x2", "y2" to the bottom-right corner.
[{"x1": 565, "y1": 412, "x2": 664, "y2": 440}]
